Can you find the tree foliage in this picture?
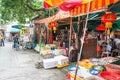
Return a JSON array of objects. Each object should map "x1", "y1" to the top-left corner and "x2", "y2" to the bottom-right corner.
[{"x1": 0, "y1": 0, "x2": 56, "y2": 24}]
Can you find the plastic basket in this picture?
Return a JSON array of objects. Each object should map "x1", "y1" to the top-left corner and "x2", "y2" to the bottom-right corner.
[
  {"x1": 99, "y1": 71, "x2": 120, "y2": 80},
  {"x1": 105, "y1": 64, "x2": 120, "y2": 75}
]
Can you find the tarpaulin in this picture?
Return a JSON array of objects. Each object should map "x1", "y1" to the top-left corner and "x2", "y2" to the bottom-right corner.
[
  {"x1": 35, "y1": 11, "x2": 70, "y2": 24},
  {"x1": 69, "y1": 0, "x2": 119, "y2": 17}
]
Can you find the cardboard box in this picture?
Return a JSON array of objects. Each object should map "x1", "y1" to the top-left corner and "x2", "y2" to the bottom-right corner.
[{"x1": 43, "y1": 58, "x2": 58, "y2": 69}]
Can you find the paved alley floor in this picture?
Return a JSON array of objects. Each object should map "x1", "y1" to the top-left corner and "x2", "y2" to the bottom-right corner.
[{"x1": 0, "y1": 42, "x2": 66, "y2": 80}]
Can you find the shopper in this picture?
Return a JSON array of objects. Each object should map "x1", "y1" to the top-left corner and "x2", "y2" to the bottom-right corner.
[
  {"x1": 0, "y1": 31, "x2": 4, "y2": 46},
  {"x1": 13, "y1": 34, "x2": 19, "y2": 49}
]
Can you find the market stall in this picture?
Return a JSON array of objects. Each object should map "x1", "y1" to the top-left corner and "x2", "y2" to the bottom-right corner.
[
  {"x1": 66, "y1": 0, "x2": 120, "y2": 80},
  {"x1": 34, "y1": 0, "x2": 120, "y2": 80}
]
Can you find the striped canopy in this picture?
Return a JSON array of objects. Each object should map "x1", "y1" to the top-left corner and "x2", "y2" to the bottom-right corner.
[{"x1": 69, "y1": 0, "x2": 119, "y2": 17}]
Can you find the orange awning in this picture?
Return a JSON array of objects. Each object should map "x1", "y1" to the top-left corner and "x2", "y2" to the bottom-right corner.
[
  {"x1": 69, "y1": 0, "x2": 119, "y2": 17},
  {"x1": 35, "y1": 11, "x2": 70, "y2": 24}
]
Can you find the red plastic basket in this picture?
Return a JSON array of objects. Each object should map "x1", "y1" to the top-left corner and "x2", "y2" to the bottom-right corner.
[
  {"x1": 105, "y1": 64, "x2": 120, "y2": 75},
  {"x1": 99, "y1": 71, "x2": 120, "y2": 80}
]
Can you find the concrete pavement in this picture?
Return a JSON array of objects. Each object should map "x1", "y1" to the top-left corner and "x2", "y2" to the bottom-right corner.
[{"x1": 0, "y1": 42, "x2": 66, "y2": 80}]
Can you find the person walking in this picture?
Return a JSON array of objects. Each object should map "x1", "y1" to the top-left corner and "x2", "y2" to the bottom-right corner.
[
  {"x1": 0, "y1": 31, "x2": 5, "y2": 46},
  {"x1": 13, "y1": 34, "x2": 19, "y2": 49}
]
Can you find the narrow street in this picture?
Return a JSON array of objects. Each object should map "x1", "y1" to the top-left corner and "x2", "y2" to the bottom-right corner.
[{"x1": 0, "y1": 42, "x2": 66, "y2": 80}]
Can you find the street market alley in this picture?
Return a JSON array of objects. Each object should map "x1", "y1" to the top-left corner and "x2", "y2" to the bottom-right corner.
[{"x1": 0, "y1": 42, "x2": 66, "y2": 80}]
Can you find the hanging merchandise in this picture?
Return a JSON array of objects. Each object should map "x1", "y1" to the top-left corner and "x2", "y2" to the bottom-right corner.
[{"x1": 101, "y1": 12, "x2": 117, "y2": 35}]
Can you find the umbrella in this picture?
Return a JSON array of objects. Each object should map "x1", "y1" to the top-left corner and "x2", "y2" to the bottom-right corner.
[
  {"x1": 96, "y1": 24, "x2": 106, "y2": 31},
  {"x1": 10, "y1": 28, "x2": 20, "y2": 33}
]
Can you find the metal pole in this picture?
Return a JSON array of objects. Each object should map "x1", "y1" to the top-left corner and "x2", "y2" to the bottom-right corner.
[
  {"x1": 69, "y1": 17, "x2": 73, "y2": 58},
  {"x1": 76, "y1": 16, "x2": 80, "y2": 49},
  {"x1": 47, "y1": 9, "x2": 51, "y2": 43},
  {"x1": 74, "y1": 1, "x2": 91, "y2": 80}
]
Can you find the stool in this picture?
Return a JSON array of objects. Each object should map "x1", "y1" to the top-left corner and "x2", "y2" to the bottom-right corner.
[{"x1": 101, "y1": 52, "x2": 111, "y2": 57}]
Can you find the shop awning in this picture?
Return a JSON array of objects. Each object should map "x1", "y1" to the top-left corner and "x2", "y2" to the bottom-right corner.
[
  {"x1": 35, "y1": 11, "x2": 70, "y2": 24},
  {"x1": 69, "y1": 0, "x2": 119, "y2": 17}
]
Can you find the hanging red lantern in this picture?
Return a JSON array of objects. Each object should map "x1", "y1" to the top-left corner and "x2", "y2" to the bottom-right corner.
[
  {"x1": 101, "y1": 12, "x2": 117, "y2": 23},
  {"x1": 48, "y1": 21, "x2": 58, "y2": 33},
  {"x1": 96, "y1": 24, "x2": 106, "y2": 31},
  {"x1": 51, "y1": 22, "x2": 58, "y2": 27},
  {"x1": 48, "y1": 22, "x2": 58, "y2": 28},
  {"x1": 48, "y1": 24, "x2": 52, "y2": 28},
  {"x1": 101, "y1": 12, "x2": 117, "y2": 35},
  {"x1": 51, "y1": 22, "x2": 55, "y2": 26}
]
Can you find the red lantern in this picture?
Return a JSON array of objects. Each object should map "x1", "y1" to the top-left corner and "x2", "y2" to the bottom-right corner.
[
  {"x1": 96, "y1": 24, "x2": 106, "y2": 31},
  {"x1": 48, "y1": 21, "x2": 58, "y2": 29},
  {"x1": 101, "y1": 12, "x2": 117, "y2": 35},
  {"x1": 101, "y1": 12, "x2": 117, "y2": 23},
  {"x1": 48, "y1": 24, "x2": 52, "y2": 28},
  {"x1": 51, "y1": 22, "x2": 58, "y2": 27},
  {"x1": 51, "y1": 22, "x2": 55, "y2": 26}
]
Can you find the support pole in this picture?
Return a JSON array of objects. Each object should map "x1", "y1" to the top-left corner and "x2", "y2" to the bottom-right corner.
[
  {"x1": 69, "y1": 17, "x2": 73, "y2": 58},
  {"x1": 76, "y1": 16, "x2": 80, "y2": 49},
  {"x1": 74, "y1": 1, "x2": 91, "y2": 80}
]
